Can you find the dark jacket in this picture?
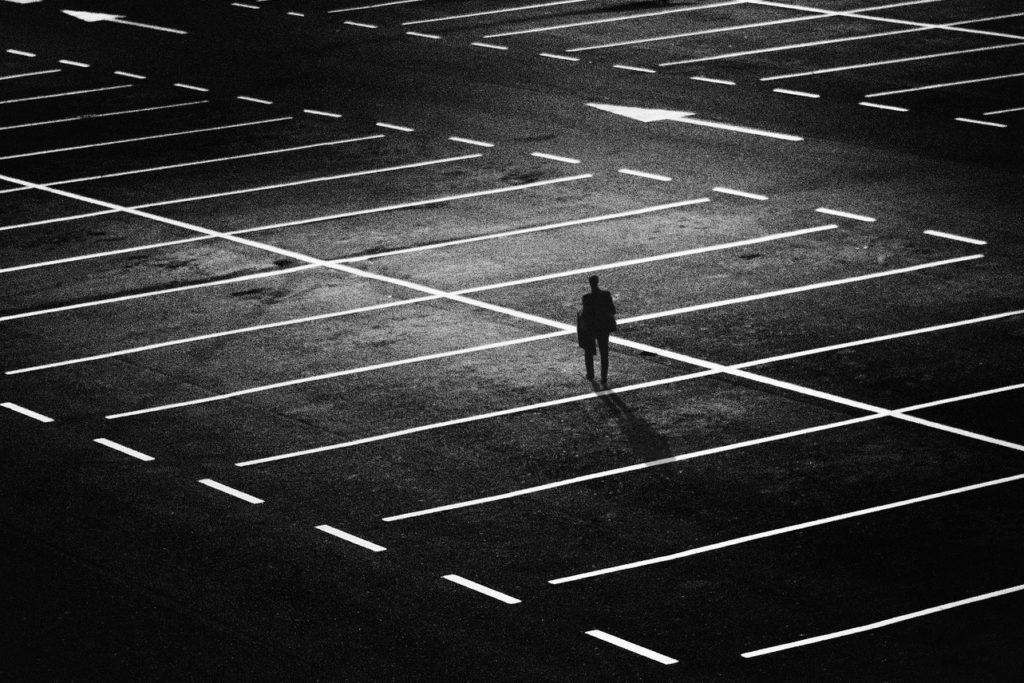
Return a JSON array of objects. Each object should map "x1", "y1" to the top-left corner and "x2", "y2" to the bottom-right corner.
[{"x1": 580, "y1": 289, "x2": 616, "y2": 336}]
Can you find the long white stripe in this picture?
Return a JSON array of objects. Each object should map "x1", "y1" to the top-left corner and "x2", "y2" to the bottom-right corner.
[
  {"x1": 924, "y1": 229, "x2": 986, "y2": 245},
  {"x1": 443, "y1": 574, "x2": 521, "y2": 604},
  {"x1": 676, "y1": 117, "x2": 803, "y2": 141},
  {"x1": 551, "y1": 472, "x2": 1024, "y2": 584},
  {"x1": 0, "y1": 210, "x2": 119, "y2": 233},
  {"x1": 0, "y1": 117, "x2": 293, "y2": 160},
  {"x1": 816, "y1": 207, "x2": 874, "y2": 221},
  {"x1": 0, "y1": 100, "x2": 208, "y2": 132},
  {"x1": 0, "y1": 84, "x2": 132, "y2": 106},
  {"x1": 132, "y1": 154, "x2": 483, "y2": 208},
  {"x1": 0, "y1": 68, "x2": 62, "y2": 81},
  {"x1": 1, "y1": 401, "x2": 54, "y2": 422},
  {"x1": 586, "y1": 630, "x2": 677, "y2": 665},
  {"x1": 743, "y1": 583, "x2": 1024, "y2": 657},
  {"x1": 316, "y1": 524, "x2": 386, "y2": 552},
  {"x1": 0, "y1": 236, "x2": 211, "y2": 274},
  {"x1": 328, "y1": 0, "x2": 423, "y2": 12},
  {"x1": 984, "y1": 105, "x2": 1024, "y2": 116},
  {"x1": 866, "y1": 71, "x2": 1024, "y2": 98},
  {"x1": 93, "y1": 438, "x2": 154, "y2": 461},
  {"x1": 898, "y1": 382, "x2": 1024, "y2": 413},
  {"x1": 198, "y1": 479, "x2": 264, "y2": 504},
  {"x1": 403, "y1": 0, "x2": 588, "y2": 25},
  {"x1": 484, "y1": 0, "x2": 744, "y2": 38}
]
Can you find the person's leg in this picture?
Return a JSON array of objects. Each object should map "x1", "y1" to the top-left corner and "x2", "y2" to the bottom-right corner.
[
  {"x1": 598, "y1": 334, "x2": 610, "y2": 384},
  {"x1": 584, "y1": 344, "x2": 595, "y2": 380}
]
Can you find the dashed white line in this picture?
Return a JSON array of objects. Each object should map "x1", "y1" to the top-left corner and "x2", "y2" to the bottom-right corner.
[
  {"x1": 531, "y1": 151, "x2": 580, "y2": 164},
  {"x1": 618, "y1": 168, "x2": 671, "y2": 181},
  {"x1": 472, "y1": 42, "x2": 509, "y2": 50},
  {"x1": 815, "y1": 207, "x2": 875, "y2": 222},
  {"x1": 287, "y1": 11, "x2": 304, "y2": 17},
  {"x1": 773, "y1": 88, "x2": 819, "y2": 98},
  {"x1": 303, "y1": 108, "x2": 343, "y2": 118},
  {"x1": 0, "y1": 84, "x2": 133, "y2": 106},
  {"x1": 859, "y1": 101, "x2": 908, "y2": 112},
  {"x1": 743, "y1": 583, "x2": 1024, "y2": 658},
  {"x1": 406, "y1": 31, "x2": 441, "y2": 39},
  {"x1": 6, "y1": 49, "x2": 36, "y2": 57},
  {"x1": 443, "y1": 574, "x2": 521, "y2": 604},
  {"x1": 114, "y1": 70, "x2": 146, "y2": 79},
  {"x1": 955, "y1": 117, "x2": 1007, "y2": 128},
  {"x1": 613, "y1": 64, "x2": 656, "y2": 73},
  {"x1": 198, "y1": 479, "x2": 264, "y2": 504},
  {"x1": 0, "y1": 69, "x2": 61, "y2": 81},
  {"x1": 866, "y1": 71, "x2": 1024, "y2": 98},
  {"x1": 58, "y1": 59, "x2": 89, "y2": 68},
  {"x1": 344, "y1": 20, "x2": 378, "y2": 29},
  {"x1": 173, "y1": 82, "x2": 209, "y2": 92},
  {"x1": 93, "y1": 438, "x2": 154, "y2": 462},
  {"x1": 713, "y1": 187, "x2": 768, "y2": 200},
  {"x1": 376, "y1": 122, "x2": 414, "y2": 132},
  {"x1": 316, "y1": 524, "x2": 386, "y2": 552},
  {"x1": 232, "y1": 2, "x2": 259, "y2": 8},
  {"x1": 923, "y1": 229, "x2": 987, "y2": 245},
  {"x1": 690, "y1": 76, "x2": 735, "y2": 85},
  {"x1": 403, "y1": 0, "x2": 587, "y2": 25},
  {"x1": 539, "y1": 52, "x2": 579, "y2": 61},
  {"x1": 586, "y1": 630, "x2": 677, "y2": 665},
  {"x1": 448, "y1": 136, "x2": 494, "y2": 147},
  {"x1": 237, "y1": 95, "x2": 273, "y2": 104},
  {"x1": 1, "y1": 401, "x2": 54, "y2": 423}
]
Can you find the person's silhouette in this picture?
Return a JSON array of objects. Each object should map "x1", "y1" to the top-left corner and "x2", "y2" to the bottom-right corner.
[{"x1": 577, "y1": 275, "x2": 617, "y2": 386}]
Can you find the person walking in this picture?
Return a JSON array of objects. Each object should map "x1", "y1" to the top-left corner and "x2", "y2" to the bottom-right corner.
[{"x1": 577, "y1": 275, "x2": 617, "y2": 386}]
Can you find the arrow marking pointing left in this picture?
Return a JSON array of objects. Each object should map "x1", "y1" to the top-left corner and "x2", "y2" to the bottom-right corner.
[{"x1": 63, "y1": 9, "x2": 187, "y2": 35}]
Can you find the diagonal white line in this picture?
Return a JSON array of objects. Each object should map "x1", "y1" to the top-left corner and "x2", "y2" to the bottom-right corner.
[
  {"x1": 404, "y1": 0, "x2": 588, "y2": 26},
  {"x1": 586, "y1": 630, "x2": 677, "y2": 665},
  {"x1": 0, "y1": 84, "x2": 133, "y2": 106},
  {"x1": 443, "y1": 574, "x2": 521, "y2": 604},
  {"x1": 0, "y1": 68, "x2": 62, "y2": 81},
  {"x1": 198, "y1": 478, "x2": 263, "y2": 504},
  {"x1": 866, "y1": 71, "x2": 1024, "y2": 98},
  {"x1": 0, "y1": 100, "x2": 208, "y2": 132},
  {"x1": 316, "y1": 524, "x2": 386, "y2": 552}
]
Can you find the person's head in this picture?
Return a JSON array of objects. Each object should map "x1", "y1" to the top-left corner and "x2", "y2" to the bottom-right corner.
[{"x1": 589, "y1": 275, "x2": 599, "y2": 290}]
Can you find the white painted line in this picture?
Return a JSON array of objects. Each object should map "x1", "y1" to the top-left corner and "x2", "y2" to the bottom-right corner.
[
  {"x1": 303, "y1": 108, "x2": 343, "y2": 118},
  {"x1": 866, "y1": 71, "x2": 1024, "y2": 98},
  {"x1": 900, "y1": 382, "x2": 1024, "y2": 413},
  {"x1": 743, "y1": 583, "x2": 1024, "y2": 658},
  {"x1": 328, "y1": 0, "x2": 423, "y2": 12},
  {"x1": 1, "y1": 401, "x2": 54, "y2": 423},
  {"x1": 984, "y1": 105, "x2": 1024, "y2": 116},
  {"x1": 618, "y1": 168, "x2": 671, "y2": 181},
  {"x1": 448, "y1": 136, "x2": 494, "y2": 147},
  {"x1": 859, "y1": 101, "x2": 908, "y2": 112},
  {"x1": 376, "y1": 122, "x2": 414, "y2": 132},
  {"x1": 404, "y1": 0, "x2": 587, "y2": 25},
  {"x1": 586, "y1": 630, "x2": 677, "y2": 665},
  {"x1": 677, "y1": 117, "x2": 803, "y2": 141},
  {"x1": 287, "y1": 11, "x2": 304, "y2": 17},
  {"x1": 93, "y1": 438, "x2": 154, "y2": 461},
  {"x1": 472, "y1": 42, "x2": 509, "y2": 50},
  {"x1": 232, "y1": 2, "x2": 259, "y2": 8},
  {"x1": 58, "y1": 59, "x2": 89, "y2": 68},
  {"x1": 690, "y1": 76, "x2": 735, "y2": 85},
  {"x1": 0, "y1": 116, "x2": 293, "y2": 160},
  {"x1": 114, "y1": 70, "x2": 146, "y2": 79},
  {"x1": 815, "y1": 207, "x2": 875, "y2": 222},
  {"x1": 552, "y1": 472, "x2": 1024, "y2": 584},
  {"x1": 47, "y1": 134, "x2": 384, "y2": 186},
  {"x1": 136, "y1": 153, "x2": 482, "y2": 208},
  {"x1": 0, "y1": 100, "x2": 208, "y2": 132},
  {"x1": 485, "y1": 0, "x2": 745, "y2": 38},
  {"x1": 344, "y1": 20, "x2": 378, "y2": 28},
  {"x1": 173, "y1": 82, "x2": 209, "y2": 92},
  {"x1": 531, "y1": 151, "x2": 580, "y2": 164},
  {"x1": 0, "y1": 265, "x2": 317, "y2": 323},
  {"x1": 540, "y1": 52, "x2": 578, "y2": 61},
  {"x1": 0, "y1": 69, "x2": 61, "y2": 81},
  {"x1": 955, "y1": 117, "x2": 1007, "y2": 128},
  {"x1": 773, "y1": 88, "x2": 819, "y2": 98},
  {"x1": 713, "y1": 187, "x2": 767, "y2": 200},
  {"x1": 316, "y1": 524, "x2": 386, "y2": 552},
  {"x1": 924, "y1": 229, "x2": 987, "y2": 245},
  {"x1": 406, "y1": 31, "x2": 441, "y2": 39},
  {"x1": 0, "y1": 236, "x2": 211, "y2": 274},
  {"x1": 198, "y1": 479, "x2": 264, "y2": 504},
  {"x1": 443, "y1": 574, "x2": 521, "y2": 604},
  {"x1": 613, "y1": 64, "x2": 656, "y2": 73},
  {"x1": 237, "y1": 173, "x2": 592, "y2": 234},
  {"x1": 0, "y1": 84, "x2": 133, "y2": 106},
  {"x1": 237, "y1": 95, "x2": 273, "y2": 104},
  {"x1": 0, "y1": 210, "x2": 119, "y2": 233},
  {"x1": 6, "y1": 49, "x2": 36, "y2": 57}
]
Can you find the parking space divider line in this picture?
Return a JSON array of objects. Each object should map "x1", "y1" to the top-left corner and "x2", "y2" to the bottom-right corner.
[
  {"x1": 316, "y1": 524, "x2": 386, "y2": 552},
  {"x1": 1, "y1": 401, "x2": 54, "y2": 423},
  {"x1": 443, "y1": 574, "x2": 521, "y2": 604}
]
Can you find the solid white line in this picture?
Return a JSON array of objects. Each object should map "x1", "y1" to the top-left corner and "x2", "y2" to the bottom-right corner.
[
  {"x1": 586, "y1": 630, "x2": 677, "y2": 665},
  {"x1": 713, "y1": 187, "x2": 767, "y2": 200},
  {"x1": 0, "y1": 237, "x2": 211, "y2": 274},
  {"x1": 540, "y1": 52, "x2": 579, "y2": 61},
  {"x1": 58, "y1": 59, "x2": 89, "y2": 68},
  {"x1": 984, "y1": 105, "x2": 1024, "y2": 116},
  {"x1": 198, "y1": 479, "x2": 264, "y2": 504},
  {"x1": 303, "y1": 108, "x2": 343, "y2": 118},
  {"x1": 924, "y1": 229, "x2": 986, "y2": 245},
  {"x1": 773, "y1": 88, "x2": 819, "y2": 98},
  {"x1": 618, "y1": 168, "x2": 671, "y2": 181},
  {"x1": 677, "y1": 117, "x2": 803, "y2": 141},
  {"x1": 0, "y1": 69, "x2": 61, "y2": 81},
  {"x1": 287, "y1": 11, "x2": 304, "y2": 16},
  {"x1": 404, "y1": 0, "x2": 587, "y2": 25},
  {"x1": 7, "y1": 49, "x2": 36, "y2": 57},
  {"x1": 743, "y1": 583, "x2": 1024, "y2": 658},
  {"x1": 0, "y1": 100, "x2": 208, "y2": 132},
  {"x1": 0, "y1": 210, "x2": 119, "y2": 233},
  {"x1": 613, "y1": 64, "x2": 656, "y2": 73},
  {"x1": 690, "y1": 76, "x2": 736, "y2": 85},
  {"x1": 448, "y1": 136, "x2": 494, "y2": 147},
  {"x1": 232, "y1": 2, "x2": 259, "y2": 8},
  {"x1": 93, "y1": 438, "x2": 154, "y2": 461},
  {"x1": 1, "y1": 401, "x2": 54, "y2": 423},
  {"x1": 0, "y1": 117, "x2": 293, "y2": 160},
  {"x1": 237, "y1": 95, "x2": 273, "y2": 104},
  {"x1": 173, "y1": 82, "x2": 208, "y2": 92},
  {"x1": 763, "y1": 41, "x2": 1024, "y2": 81},
  {"x1": 484, "y1": 0, "x2": 744, "y2": 38},
  {"x1": 472, "y1": 42, "x2": 509, "y2": 50},
  {"x1": 531, "y1": 152, "x2": 580, "y2": 164},
  {"x1": 955, "y1": 117, "x2": 1007, "y2": 128},
  {"x1": 816, "y1": 207, "x2": 875, "y2": 222},
  {"x1": 376, "y1": 122, "x2": 414, "y2": 132},
  {"x1": 443, "y1": 574, "x2": 521, "y2": 604},
  {"x1": 47, "y1": 134, "x2": 384, "y2": 186},
  {"x1": 0, "y1": 265, "x2": 317, "y2": 323},
  {"x1": 134, "y1": 154, "x2": 483, "y2": 208},
  {"x1": 114, "y1": 71, "x2": 146, "y2": 80},
  {"x1": 0, "y1": 84, "x2": 133, "y2": 106},
  {"x1": 328, "y1": 0, "x2": 423, "y2": 12},
  {"x1": 866, "y1": 71, "x2": 1024, "y2": 98},
  {"x1": 406, "y1": 31, "x2": 441, "y2": 39},
  {"x1": 316, "y1": 524, "x2": 386, "y2": 552},
  {"x1": 859, "y1": 101, "x2": 908, "y2": 112},
  {"x1": 552, "y1": 472, "x2": 1024, "y2": 584},
  {"x1": 344, "y1": 20, "x2": 378, "y2": 28},
  {"x1": 234, "y1": 173, "x2": 592, "y2": 234},
  {"x1": 898, "y1": 382, "x2": 1024, "y2": 413}
]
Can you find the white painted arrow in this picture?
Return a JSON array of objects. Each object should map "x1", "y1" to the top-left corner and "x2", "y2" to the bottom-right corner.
[
  {"x1": 62, "y1": 9, "x2": 187, "y2": 34},
  {"x1": 587, "y1": 102, "x2": 803, "y2": 141}
]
